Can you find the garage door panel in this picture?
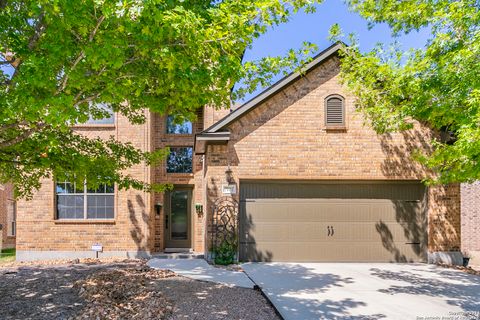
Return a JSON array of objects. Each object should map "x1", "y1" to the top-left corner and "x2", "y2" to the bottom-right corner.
[
  {"x1": 245, "y1": 200, "x2": 422, "y2": 223},
  {"x1": 239, "y1": 181, "x2": 427, "y2": 262},
  {"x1": 249, "y1": 221, "x2": 424, "y2": 243},
  {"x1": 241, "y1": 241, "x2": 425, "y2": 262},
  {"x1": 251, "y1": 222, "x2": 330, "y2": 242}
]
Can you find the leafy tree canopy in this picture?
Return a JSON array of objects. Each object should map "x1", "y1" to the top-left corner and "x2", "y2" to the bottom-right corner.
[
  {"x1": 0, "y1": 0, "x2": 319, "y2": 198},
  {"x1": 332, "y1": 0, "x2": 480, "y2": 184}
]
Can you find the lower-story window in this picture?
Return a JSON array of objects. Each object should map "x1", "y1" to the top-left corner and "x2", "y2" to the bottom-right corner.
[
  {"x1": 7, "y1": 200, "x2": 15, "y2": 236},
  {"x1": 56, "y1": 180, "x2": 114, "y2": 219}
]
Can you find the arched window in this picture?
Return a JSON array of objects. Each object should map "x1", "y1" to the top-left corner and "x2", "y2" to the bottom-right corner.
[{"x1": 325, "y1": 94, "x2": 345, "y2": 127}]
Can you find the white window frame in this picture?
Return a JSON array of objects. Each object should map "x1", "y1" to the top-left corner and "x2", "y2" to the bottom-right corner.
[
  {"x1": 7, "y1": 200, "x2": 15, "y2": 236},
  {"x1": 56, "y1": 180, "x2": 115, "y2": 220},
  {"x1": 84, "y1": 103, "x2": 115, "y2": 125}
]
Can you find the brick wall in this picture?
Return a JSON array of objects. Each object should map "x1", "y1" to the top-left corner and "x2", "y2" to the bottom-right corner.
[
  {"x1": 204, "y1": 56, "x2": 461, "y2": 254},
  {"x1": 14, "y1": 105, "x2": 229, "y2": 259},
  {"x1": 204, "y1": 105, "x2": 231, "y2": 129},
  {"x1": 151, "y1": 109, "x2": 206, "y2": 253},
  {"x1": 0, "y1": 183, "x2": 15, "y2": 249},
  {"x1": 461, "y1": 182, "x2": 480, "y2": 264},
  {"x1": 428, "y1": 184, "x2": 461, "y2": 252},
  {"x1": 16, "y1": 112, "x2": 153, "y2": 256}
]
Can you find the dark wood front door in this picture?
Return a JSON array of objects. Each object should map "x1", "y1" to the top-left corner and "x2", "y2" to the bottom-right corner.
[{"x1": 165, "y1": 188, "x2": 192, "y2": 249}]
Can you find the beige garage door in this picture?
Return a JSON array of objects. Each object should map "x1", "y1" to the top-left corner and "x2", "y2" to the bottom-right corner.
[{"x1": 239, "y1": 181, "x2": 427, "y2": 262}]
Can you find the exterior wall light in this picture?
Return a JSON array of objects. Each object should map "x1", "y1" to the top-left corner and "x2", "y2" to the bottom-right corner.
[
  {"x1": 225, "y1": 167, "x2": 235, "y2": 184},
  {"x1": 154, "y1": 203, "x2": 163, "y2": 216}
]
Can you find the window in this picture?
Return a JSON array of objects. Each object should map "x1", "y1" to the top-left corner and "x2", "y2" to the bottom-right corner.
[
  {"x1": 167, "y1": 147, "x2": 193, "y2": 173},
  {"x1": 85, "y1": 103, "x2": 115, "y2": 125},
  {"x1": 56, "y1": 180, "x2": 114, "y2": 219},
  {"x1": 7, "y1": 200, "x2": 15, "y2": 236},
  {"x1": 166, "y1": 115, "x2": 192, "y2": 134},
  {"x1": 325, "y1": 95, "x2": 345, "y2": 126}
]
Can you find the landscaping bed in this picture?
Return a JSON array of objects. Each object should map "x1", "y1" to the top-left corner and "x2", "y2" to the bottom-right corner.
[{"x1": 0, "y1": 258, "x2": 278, "y2": 320}]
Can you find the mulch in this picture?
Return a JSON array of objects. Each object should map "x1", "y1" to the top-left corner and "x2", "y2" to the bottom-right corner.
[{"x1": 0, "y1": 258, "x2": 279, "y2": 320}]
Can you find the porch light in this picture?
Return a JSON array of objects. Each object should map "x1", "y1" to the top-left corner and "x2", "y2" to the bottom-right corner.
[
  {"x1": 225, "y1": 166, "x2": 234, "y2": 184},
  {"x1": 154, "y1": 202, "x2": 163, "y2": 216}
]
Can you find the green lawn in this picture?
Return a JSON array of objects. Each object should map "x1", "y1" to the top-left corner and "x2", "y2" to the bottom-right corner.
[{"x1": 0, "y1": 248, "x2": 15, "y2": 264}]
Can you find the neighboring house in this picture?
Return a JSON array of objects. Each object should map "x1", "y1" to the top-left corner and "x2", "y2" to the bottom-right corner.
[
  {"x1": 0, "y1": 183, "x2": 16, "y2": 249},
  {"x1": 461, "y1": 182, "x2": 480, "y2": 266},
  {"x1": 16, "y1": 43, "x2": 463, "y2": 264}
]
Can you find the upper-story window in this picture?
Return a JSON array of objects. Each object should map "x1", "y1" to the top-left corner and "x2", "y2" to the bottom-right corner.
[
  {"x1": 56, "y1": 179, "x2": 114, "y2": 219},
  {"x1": 166, "y1": 115, "x2": 192, "y2": 134},
  {"x1": 325, "y1": 94, "x2": 345, "y2": 127},
  {"x1": 85, "y1": 103, "x2": 115, "y2": 125},
  {"x1": 167, "y1": 147, "x2": 193, "y2": 173}
]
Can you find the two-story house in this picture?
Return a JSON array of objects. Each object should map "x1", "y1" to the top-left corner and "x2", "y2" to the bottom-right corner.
[{"x1": 15, "y1": 43, "x2": 463, "y2": 265}]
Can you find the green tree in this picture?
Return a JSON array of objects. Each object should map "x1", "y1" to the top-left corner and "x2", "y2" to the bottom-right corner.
[
  {"x1": 0, "y1": 0, "x2": 319, "y2": 198},
  {"x1": 332, "y1": 0, "x2": 480, "y2": 184}
]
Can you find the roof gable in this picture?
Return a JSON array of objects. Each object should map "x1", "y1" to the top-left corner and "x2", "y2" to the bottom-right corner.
[{"x1": 204, "y1": 42, "x2": 343, "y2": 133}]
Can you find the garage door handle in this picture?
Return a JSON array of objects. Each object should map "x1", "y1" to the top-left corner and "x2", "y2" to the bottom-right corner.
[{"x1": 327, "y1": 226, "x2": 334, "y2": 236}]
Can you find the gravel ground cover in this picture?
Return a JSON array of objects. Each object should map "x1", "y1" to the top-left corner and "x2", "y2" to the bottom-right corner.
[{"x1": 0, "y1": 258, "x2": 279, "y2": 320}]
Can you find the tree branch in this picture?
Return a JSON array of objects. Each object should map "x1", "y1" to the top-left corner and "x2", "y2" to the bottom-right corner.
[
  {"x1": 0, "y1": 123, "x2": 47, "y2": 148},
  {"x1": 56, "y1": 52, "x2": 85, "y2": 94},
  {"x1": 89, "y1": 15, "x2": 105, "y2": 42},
  {"x1": 56, "y1": 15, "x2": 105, "y2": 95},
  {"x1": 74, "y1": 93, "x2": 101, "y2": 107},
  {"x1": 0, "y1": 121, "x2": 28, "y2": 131},
  {"x1": 28, "y1": 11, "x2": 46, "y2": 50}
]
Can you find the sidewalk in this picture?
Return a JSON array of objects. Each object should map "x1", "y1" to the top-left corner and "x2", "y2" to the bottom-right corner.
[{"x1": 147, "y1": 258, "x2": 255, "y2": 289}]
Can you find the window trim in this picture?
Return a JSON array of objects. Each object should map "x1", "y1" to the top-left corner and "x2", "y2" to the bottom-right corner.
[
  {"x1": 324, "y1": 94, "x2": 346, "y2": 128},
  {"x1": 73, "y1": 122, "x2": 116, "y2": 129},
  {"x1": 72, "y1": 112, "x2": 116, "y2": 128},
  {"x1": 165, "y1": 115, "x2": 193, "y2": 135},
  {"x1": 7, "y1": 200, "x2": 16, "y2": 237},
  {"x1": 54, "y1": 180, "x2": 116, "y2": 221},
  {"x1": 166, "y1": 146, "x2": 194, "y2": 174},
  {"x1": 72, "y1": 103, "x2": 116, "y2": 128}
]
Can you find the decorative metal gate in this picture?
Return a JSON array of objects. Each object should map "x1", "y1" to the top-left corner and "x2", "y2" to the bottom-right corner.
[{"x1": 210, "y1": 197, "x2": 239, "y2": 263}]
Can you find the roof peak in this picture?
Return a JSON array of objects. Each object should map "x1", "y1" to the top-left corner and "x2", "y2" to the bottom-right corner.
[{"x1": 205, "y1": 42, "x2": 344, "y2": 133}]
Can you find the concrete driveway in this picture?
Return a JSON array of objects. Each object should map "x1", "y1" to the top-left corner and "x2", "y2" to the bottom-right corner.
[{"x1": 242, "y1": 263, "x2": 480, "y2": 320}]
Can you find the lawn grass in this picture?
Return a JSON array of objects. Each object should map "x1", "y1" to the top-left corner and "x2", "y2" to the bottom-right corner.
[{"x1": 0, "y1": 248, "x2": 16, "y2": 264}]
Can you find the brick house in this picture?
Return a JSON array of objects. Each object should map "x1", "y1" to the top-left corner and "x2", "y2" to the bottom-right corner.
[
  {"x1": 16, "y1": 43, "x2": 463, "y2": 264},
  {"x1": 0, "y1": 183, "x2": 16, "y2": 250}
]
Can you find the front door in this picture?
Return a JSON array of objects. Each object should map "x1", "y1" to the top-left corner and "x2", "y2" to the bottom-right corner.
[{"x1": 165, "y1": 188, "x2": 192, "y2": 249}]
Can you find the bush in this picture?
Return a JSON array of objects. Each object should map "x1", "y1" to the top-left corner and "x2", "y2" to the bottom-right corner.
[{"x1": 213, "y1": 241, "x2": 236, "y2": 265}]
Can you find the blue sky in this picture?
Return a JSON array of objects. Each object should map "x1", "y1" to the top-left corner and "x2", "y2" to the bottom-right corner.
[{"x1": 237, "y1": 0, "x2": 430, "y2": 102}]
